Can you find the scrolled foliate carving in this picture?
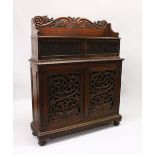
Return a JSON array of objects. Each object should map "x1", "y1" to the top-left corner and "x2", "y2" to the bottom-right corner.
[
  {"x1": 33, "y1": 16, "x2": 51, "y2": 26},
  {"x1": 48, "y1": 73, "x2": 81, "y2": 121},
  {"x1": 89, "y1": 71, "x2": 115, "y2": 115},
  {"x1": 33, "y1": 16, "x2": 109, "y2": 29},
  {"x1": 32, "y1": 16, "x2": 119, "y2": 37}
]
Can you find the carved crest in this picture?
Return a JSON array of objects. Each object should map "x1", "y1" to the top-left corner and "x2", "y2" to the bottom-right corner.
[
  {"x1": 33, "y1": 16, "x2": 109, "y2": 28},
  {"x1": 32, "y1": 16, "x2": 119, "y2": 37}
]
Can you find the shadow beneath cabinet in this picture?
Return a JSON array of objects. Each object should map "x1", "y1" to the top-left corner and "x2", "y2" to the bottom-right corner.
[{"x1": 46, "y1": 123, "x2": 115, "y2": 145}]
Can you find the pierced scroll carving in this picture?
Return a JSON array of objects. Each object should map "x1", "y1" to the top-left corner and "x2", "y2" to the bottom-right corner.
[
  {"x1": 89, "y1": 71, "x2": 115, "y2": 115},
  {"x1": 48, "y1": 73, "x2": 81, "y2": 121},
  {"x1": 32, "y1": 16, "x2": 119, "y2": 37},
  {"x1": 33, "y1": 16, "x2": 108, "y2": 28}
]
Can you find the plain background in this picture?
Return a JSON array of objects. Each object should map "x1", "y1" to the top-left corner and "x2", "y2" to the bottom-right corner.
[{"x1": 13, "y1": 0, "x2": 141, "y2": 155}]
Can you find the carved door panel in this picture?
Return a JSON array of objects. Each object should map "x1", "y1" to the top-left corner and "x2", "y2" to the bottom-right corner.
[
  {"x1": 85, "y1": 62, "x2": 122, "y2": 119},
  {"x1": 43, "y1": 65, "x2": 84, "y2": 129}
]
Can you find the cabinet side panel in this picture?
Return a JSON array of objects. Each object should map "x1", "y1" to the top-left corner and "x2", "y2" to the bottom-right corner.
[
  {"x1": 31, "y1": 65, "x2": 40, "y2": 127},
  {"x1": 31, "y1": 37, "x2": 38, "y2": 60},
  {"x1": 114, "y1": 61, "x2": 122, "y2": 114}
]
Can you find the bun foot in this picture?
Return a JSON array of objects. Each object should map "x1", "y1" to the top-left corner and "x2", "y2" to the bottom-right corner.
[
  {"x1": 32, "y1": 131, "x2": 36, "y2": 136},
  {"x1": 38, "y1": 140, "x2": 46, "y2": 146},
  {"x1": 113, "y1": 121, "x2": 120, "y2": 126}
]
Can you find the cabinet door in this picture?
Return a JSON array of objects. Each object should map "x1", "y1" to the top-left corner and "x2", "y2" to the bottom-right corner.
[
  {"x1": 85, "y1": 61, "x2": 122, "y2": 119},
  {"x1": 40, "y1": 64, "x2": 84, "y2": 130}
]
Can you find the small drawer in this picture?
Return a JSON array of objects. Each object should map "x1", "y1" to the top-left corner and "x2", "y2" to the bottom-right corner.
[
  {"x1": 38, "y1": 38, "x2": 84, "y2": 59},
  {"x1": 85, "y1": 39, "x2": 120, "y2": 56}
]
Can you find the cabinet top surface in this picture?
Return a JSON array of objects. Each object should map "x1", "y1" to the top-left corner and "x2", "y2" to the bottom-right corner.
[
  {"x1": 30, "y1": 57, "x2": 124, "y2": 65},
  {"x1": 32, "y1": 16, "x2": 119, "y2": 38}
]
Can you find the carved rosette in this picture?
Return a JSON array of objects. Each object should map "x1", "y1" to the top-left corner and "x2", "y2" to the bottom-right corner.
[{"x1": 89, "y1": 71, "x2": 115, "y2": 115}]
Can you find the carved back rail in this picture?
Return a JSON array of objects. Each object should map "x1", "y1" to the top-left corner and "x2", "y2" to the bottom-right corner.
[{"x1": 32, "y1": 16, "x2": 119, "y2": 37}]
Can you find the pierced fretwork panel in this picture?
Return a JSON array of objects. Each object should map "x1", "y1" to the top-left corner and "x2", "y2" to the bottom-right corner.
[
  {"x1": 86, "y1": 40, "x2": 120, "y2": 54},
  {"x1": 48, "y1": 73, "x2": 81, "y2": 121},
  {"x1": 39, "y1": 39, "x2": 83, "y2": 57},
  {"x1": 89, "y1": 70, "x2": 115, "y2": 115}
]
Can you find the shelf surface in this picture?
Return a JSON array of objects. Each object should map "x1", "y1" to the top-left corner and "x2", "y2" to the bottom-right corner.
[{"x1": 29, "y1": 57, "x2": 124, "y2": 65}]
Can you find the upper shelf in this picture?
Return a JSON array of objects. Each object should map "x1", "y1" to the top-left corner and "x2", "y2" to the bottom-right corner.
[{"x1": 32, "y1": 16, "x2": 119, "y2": 38}]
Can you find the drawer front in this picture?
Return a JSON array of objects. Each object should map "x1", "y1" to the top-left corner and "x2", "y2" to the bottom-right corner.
[
  {"x1": 85, "y1": 61, "x2": 122, "y2": 119},
  {"x1": 38, "y1": 38, "x2": 83, "y2": 58},
  {"x1": 85, "y1": 39, "x2": 120, "y2": 55},
  {"x1": 38, "y1": 38, "x2": 120, "y2": 59}
]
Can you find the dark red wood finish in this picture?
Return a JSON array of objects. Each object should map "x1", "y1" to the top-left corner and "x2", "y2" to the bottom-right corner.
[{"x1": 30, "y1": 16, "x2": 124, "y2": 146}]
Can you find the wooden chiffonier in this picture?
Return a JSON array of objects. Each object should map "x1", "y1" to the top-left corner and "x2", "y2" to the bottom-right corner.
[{"x1": 30, "y1": 16, "x2": 124, "y2": 146}]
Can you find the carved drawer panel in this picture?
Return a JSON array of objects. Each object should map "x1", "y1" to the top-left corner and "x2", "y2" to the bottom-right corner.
[
  {"x1": 85, "y1": 39, "x2": 120, "y2": 55},
  {"x1": 38, "y1": 38, "x2": 83, "y2": 58}
]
